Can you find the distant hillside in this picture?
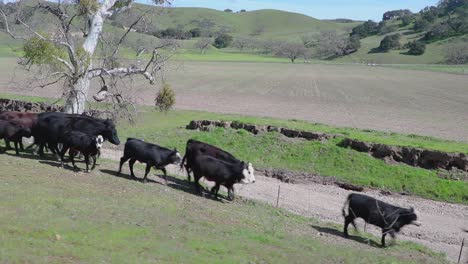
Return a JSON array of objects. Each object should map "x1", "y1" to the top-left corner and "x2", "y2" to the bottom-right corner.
[{"x1": 110, "y1": 6, "x2": 361, "y2": 41}]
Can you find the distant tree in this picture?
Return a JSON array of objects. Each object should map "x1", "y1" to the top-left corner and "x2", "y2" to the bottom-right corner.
[
  {"x1": 232, "y1": 37, "x2": 251, "y2": 51},
  {"x1": 382, "y1": 9, "x2": 412, "y2": 20},
  {"x1": 213, "y1": 33, "x2": 233, "y2": 49},
  {"x1": 155, "y1": 83, "x2": 176, "y2": 113},
  {"x1": 445, "y1": 43, "x2": 468, "y2": 64},
  {"x1": 224, "y1": 9, "x2": 233, "y2": 13},
  {"x1": 195, "y1": 38, "x2": 212, "y2": 54},
  {"x1": 379, "y1": 34, "x2": 401, "y2": 51},
  {"x1": 407, "y1": 41, "x2": 426, "y2": 55},
  {"x1": 301, "y1": 34, "x2": 317, "y2": 48},
  {"x1": 400, "y1": 15, "x2": 413, "y2": 26},
  {"x1": 378, "y1": 21, "x2": 398, "y2": 35},
  {"x1": 240, "y1": 9, "x2": 247, "y2": 13},
  {"x1": 351, "y1": 20, "x2": 380, "y2": 38},
  {"x1": 413, "y1": 18, "x2": 432, "y2": 32},
  {"x1": 260, "y1": 39, "x2": 281, "y2": 54},
  {"x1": 347, "y1": 34, "x2": 361, "y2": 52},
  {"x1": 189, "y1": 28, "x2": 201, "y2": 38},
  {"x1": 276, "y1": 42, "x2": 308, "y2": 63},
  {"x1": 424, "y1": 23, "x2": 453, "y2": 41},
  {"x1": 420, "y1": 6, "x2": 439, "y2": 22},
  {"x1": 315, "y1": 30, "x2": 348, "y2": 58}
]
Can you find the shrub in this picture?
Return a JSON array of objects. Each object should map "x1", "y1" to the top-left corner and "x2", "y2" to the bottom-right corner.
[
  {"x1": 224, "y1": 9, "x2": 233, "y2": 13},
  {"x1": 445, "y1": 43, "x2": 468, "y2": 64},
  {"x1": 213, "y1": 33, "x2": 233, "y2": 49},
  {"x1": 189, "y1": 28, "x2": 201, "y2": 38},
  {"x1": 155, "y1": 83, "x2": 176, "y2": 112},
  {"x1": 351, "y1": 20, "x2": 380, "y2": 38},
  {"x1": 379, "y1": 34, "x2": 401, "y2": 52},
  {"x1": 407, "y1": 41, "x2": 426, "y2": 55}
]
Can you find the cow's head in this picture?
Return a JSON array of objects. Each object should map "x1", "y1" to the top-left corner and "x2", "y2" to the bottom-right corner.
[
  {"x1": 169, "y1": 148, "x2": 183, "y2": 165},
  {"x1": 239, "y1": 161, "x2": 256, "y2": 184},
  {"x1": 13, "y1": 124, "x2": 31, "y2": 138},
  {"x1": 95, "y1": 135, "x2": 104, "y2": 149},
  {"x1": 103, "y1": 119, "x2": 120, "y2": 145},
  {"x1": 399, "y1": 207, "x2": 421, "y2": 229}
]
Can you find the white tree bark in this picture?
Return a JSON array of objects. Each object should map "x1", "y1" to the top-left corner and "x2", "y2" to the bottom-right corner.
[{"x1": 64, "y1": 0, "x2": 117, "y2": 114}]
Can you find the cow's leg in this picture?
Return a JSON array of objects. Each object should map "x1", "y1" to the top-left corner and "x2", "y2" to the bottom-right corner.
[
  {"x1": 227, "y1": 185, "x2": 235, "y2": 201},
  {"x1": 70, "y1": 150, "x2": 77, "y2": 169},
  {"x1": 19, "y1": 139, "x2": 24, "y2": 151},
  {"x1": 118, "y1": 156, "x2": 130, "y2": 175},
  {"x1": 143, "y1": 163, "x2": 151, "y2": 183},
  {"x1": 211, "y1": 183, "x2": 221, "y2": 200},
  {"x1": 129, "y1": 158, "x2": 137, "y2": 178},
  {"x1": 160, "y1": 167, "x2": 167, "y2": 182},
  {"x1": 381, "y1": 229, "x2": 390, "y2": 247},
  {"x1": 59, "y1": 146, "x2": 69, "y2": 168},
  {"x1": 13, "y1": 141, "x2": 19, "y2": 155},
  {"x1": 91, "y1": 156, "x2": 97, "y2": 170},
  {"x1": 184, "y1": 164, "x2": 191, "y2": 182},
  {"x1": 4, "y1": 139, "x2": 12, "y2": 150},
  {"x1": 343, "y1": 215, "x2": 356, "y2": 238},
  {"x1": 84, "y1": 154, "x2": 91, "y2": 173},
  {"x1": 193, "y1": 173, "x2": 202, "y2": 194}
]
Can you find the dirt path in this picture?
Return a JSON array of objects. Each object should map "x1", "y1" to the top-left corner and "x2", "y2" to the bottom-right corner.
[{"x1": 101, "y1": 148, "x2": 468, "y2": 263}]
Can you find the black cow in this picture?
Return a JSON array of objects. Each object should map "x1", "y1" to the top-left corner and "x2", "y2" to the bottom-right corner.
[
  {"x1": 0, "y1": 112, "x2": 37, "y2": 151},
  {"x1": 118, "y1": 138, "x2": 182, "y2": 182},
  {"x1": 0, "y1": 120, "x2": 31, "y2": 155},
  {"x1": 59, "y1": 131, "x2": 104, "y2": 172},
  {"x1": 33, "y1": 112, "x2": 120, "y2": 156},
  {"x1": 342, "y1": 193, "x2": 421, "y2": 247},
  {"x1": 180, "y1": 139, "x2": 255, "y2": 182},
  {"x1": 191, "y1": 153, "x2": 255, "y2": 200}
]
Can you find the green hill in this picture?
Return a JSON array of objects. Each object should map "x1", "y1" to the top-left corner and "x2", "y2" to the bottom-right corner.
[{"x1": 112, "y1": 6, "x2": 361, "y2": 41}]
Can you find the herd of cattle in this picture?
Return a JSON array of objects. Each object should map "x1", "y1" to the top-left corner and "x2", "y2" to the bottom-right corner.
[{"x1": 0, "y1": 111, "x2": 422, "y2": 247}]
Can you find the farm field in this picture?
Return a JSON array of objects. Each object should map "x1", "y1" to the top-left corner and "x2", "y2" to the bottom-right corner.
[
  {"x1": 2, "y1": 58, "x2": 467, "y2": 142},
  {"x1": 0, "y1": 153, "x2": 447, "y2": 264}
]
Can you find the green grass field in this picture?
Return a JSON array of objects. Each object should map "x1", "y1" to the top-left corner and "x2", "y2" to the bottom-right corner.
[
  {"x1": 0, "y1": 153, "x2": 446, "y2": 263},
  {"x1": 116, "y1": 110, "x2": 468, "y2": 205}
]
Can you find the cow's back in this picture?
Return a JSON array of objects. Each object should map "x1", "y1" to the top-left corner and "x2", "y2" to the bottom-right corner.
[{"x1": 0, "y1": 112, "x2": 37, "y2": 129}]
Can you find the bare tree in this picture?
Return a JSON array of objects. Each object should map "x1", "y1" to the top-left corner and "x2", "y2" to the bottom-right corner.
[
  {"x1": 445, "y1": 43, "x2": 468, "y2": 64},
  {"x1": 195, "y1": 37, "x2": 212, "y2": 54},
  {"x1": 315, "y1": 30, "x2": 350, "y2": 59},
  {"x1": 0, "y1": 0, "x2": 172, "y2": 114},
  {"x1": 232, "y1": 37, "x2": 251, "y2": 51},
  {"x1": 275, "y1": 42, "x2": 308, "y2": 63}
]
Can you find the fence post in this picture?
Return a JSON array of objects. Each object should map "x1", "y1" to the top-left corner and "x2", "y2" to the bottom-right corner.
[
  {"x1": 276, "y1": 185, "x2": 281, "y2": 207},
  {"x1": 458, "y1": 238, "x2": 465, "y2": 264}
]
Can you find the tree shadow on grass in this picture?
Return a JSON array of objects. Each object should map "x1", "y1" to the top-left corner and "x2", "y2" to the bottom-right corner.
[{"x1": 310, "y1": 225, "x2": 381, "y2": 248}]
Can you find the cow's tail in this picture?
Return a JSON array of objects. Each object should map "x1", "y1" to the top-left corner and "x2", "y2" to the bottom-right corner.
[
  {"x1": 342, "y1": 194, "x2": 352, "y2": 218},
  {"x1": 179, "y1": 139, "x2": 193, "y2": 170}
]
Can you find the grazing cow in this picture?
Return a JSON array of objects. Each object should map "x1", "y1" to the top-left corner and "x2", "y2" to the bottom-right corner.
[
  {"x1": 59, "y1": 131, "x2": 104, "y2": 172},
  {"x1": 191, "y1": 153, "x2": 255, "y2": 200},
  {"x1": 0, "y1": 120, "x2": 31, "y2": 155},
  {"x1": 118, "y1": 138, "x2": 182, "y2": 182},
  {"x1": 0, "y1": 112, "x2": 37, "y2": 150},
  {"x1": 33, "y1": 112, "x2": 120, "y2": 156},
  {"x1": 180, "y1": 139, "x2": 255, "y2": 182},
  {"x1": 342, "y1": 193, "x2": 421, "y2": 247}
]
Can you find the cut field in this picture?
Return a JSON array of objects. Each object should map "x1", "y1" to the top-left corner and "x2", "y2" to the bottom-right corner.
[{"x1": 1, "y1": 58, "x2": 467, "y2": 142}]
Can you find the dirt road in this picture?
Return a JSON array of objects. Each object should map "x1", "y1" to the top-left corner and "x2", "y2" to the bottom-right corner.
[{"x1": 101, "y1": 148, "x2": 468, "y2": 263}]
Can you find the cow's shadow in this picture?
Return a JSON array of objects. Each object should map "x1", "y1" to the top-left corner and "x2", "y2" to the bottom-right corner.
[
  {"x1": 99, "y1": 169, "x2": 160, "y2": 184},
  {"x1": 310, "y1": 225, "x2": 381, "y2": 248},
  {"x1": 100, "y1": 168, "x2": 227, "y2": 202}
]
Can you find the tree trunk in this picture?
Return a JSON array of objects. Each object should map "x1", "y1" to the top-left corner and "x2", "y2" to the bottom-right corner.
[
  {"x1": 63, "y1": 8, "x2": 106, "y2": 114},
  {"x1": 64, "y1": 76, "x2": 89, "y2": 114}
]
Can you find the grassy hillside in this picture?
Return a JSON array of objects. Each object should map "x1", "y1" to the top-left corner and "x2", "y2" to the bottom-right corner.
[
  {"x1": 0, "y1": 153, "x2": 446, "y2": 263},
  {"x1": 114, "y1": 6, "x2": 360, "y2": 41}
]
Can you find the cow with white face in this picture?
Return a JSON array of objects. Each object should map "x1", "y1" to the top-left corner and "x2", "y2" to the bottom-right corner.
[
  {"x1": 59, "y1": 131, "x2": 104, "y2": 172},
  {"x1": 190, "y1": 153, "x2": 254, "y2": 201}
]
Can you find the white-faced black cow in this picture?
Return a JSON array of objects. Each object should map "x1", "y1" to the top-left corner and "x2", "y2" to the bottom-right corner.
[
  {"x1": 342, "y1": 193, "x2": 421, "y2": 247},
  {"x1": 190, "y1": 153, "x2": 255, "y2": 200},
  {"x1": 59, "y1": 131, "x2": 104, "y2": 172},
  {"x1": 33, "y1": 112, "x2": 120, "y2": 156},
  {"x1": 118, "y1": 138, "x2": 182, "y2": 182},
  {"x1": 180, "y1": 139, "x2": 255, "y2": 182},
  {"x1": 0, "y1": 120, "x2": 31, "y2": 155}
]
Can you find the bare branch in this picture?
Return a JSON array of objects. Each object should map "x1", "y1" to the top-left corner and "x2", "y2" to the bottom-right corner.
[
  {"x1": 0, "y1": 8, "x2": 27, "y2": 40},
  {"x1": 54, "y1": 56, "x2": 75, "y2": 72},
  {"x1": 109, "y1": 12, "x2": 147, "y2": 59},
  {"x1": 36, "y1": 74, "x2": 68, "y2": 89}
]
